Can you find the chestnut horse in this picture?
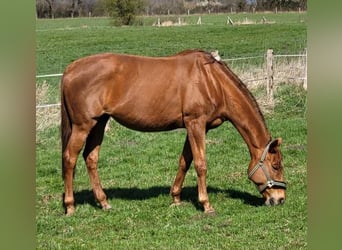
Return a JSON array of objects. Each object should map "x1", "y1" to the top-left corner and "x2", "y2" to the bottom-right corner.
[{"x1": 61, "y1": 50, "x2": 286, "y2": 215}]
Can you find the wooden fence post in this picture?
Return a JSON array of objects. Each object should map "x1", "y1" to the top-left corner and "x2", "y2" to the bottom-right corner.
[
  {"x1": 197, "y1": 16, "x2": 202, "y2": 25},
  {"x1": 262, "y1": 16, "x2": 267, "y2": 24},
  {"x1": 266, "y1": 49, "x2": 274, "y2": 102},
  {"x1": 227, "y1": 16, "x2": 234, "y2": 25}
]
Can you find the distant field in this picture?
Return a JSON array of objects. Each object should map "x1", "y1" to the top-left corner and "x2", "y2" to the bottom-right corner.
[
  {"x1": 36, "y1": 12, "x2": 307, "y2": 249},
  {"x1": 36, "y1": 12, "x2": 307, "y2": 75}
]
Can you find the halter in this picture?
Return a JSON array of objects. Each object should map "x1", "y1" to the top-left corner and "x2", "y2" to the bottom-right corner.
[{"x1": 248, "y1": 139, "x2": 287, "y2": 193}]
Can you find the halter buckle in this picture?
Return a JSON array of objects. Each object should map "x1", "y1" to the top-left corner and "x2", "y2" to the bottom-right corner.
[{"x1": 267, "y1": 180, "x2": 274, "y2": 188}]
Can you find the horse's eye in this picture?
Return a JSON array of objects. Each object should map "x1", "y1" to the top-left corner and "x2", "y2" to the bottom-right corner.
[{"x1": 272, "y1": 165, "x2": 280, "y2": 170}]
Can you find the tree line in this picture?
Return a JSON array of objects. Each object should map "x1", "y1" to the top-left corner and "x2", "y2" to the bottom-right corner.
[{"x1": 36, "y1": 0, "x2": 307, "y2": 19}]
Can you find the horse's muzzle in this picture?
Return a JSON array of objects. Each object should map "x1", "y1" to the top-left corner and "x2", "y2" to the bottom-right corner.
[{"x1": 265, "y1": 197, "x2": 285, "y2": 206}]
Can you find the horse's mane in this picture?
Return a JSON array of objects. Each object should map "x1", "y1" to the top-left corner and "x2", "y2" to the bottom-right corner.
[
  {"x1": 174, "y1": 49, "x2": 266, "y2": 125},
  {"x1": 201, "y1": 50, "x2": 267, "y2": 125},
  {"x1": 174, "y1": 49, "x2": 206, "y2": 56},
  {"x1": 217, "y1": 59, "x2": 267, "y2": 125}
]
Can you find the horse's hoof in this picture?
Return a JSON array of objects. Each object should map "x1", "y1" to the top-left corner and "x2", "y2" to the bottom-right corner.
[
  {"x1": 102, "y1": 204, "x2": 112, "y2": 211},
  {"x1": 65, "y1": 206, "x2": 75, "y2": 216},
  {"x1": 204, "y1": 207, "x2": 216, "y2": 216},
  {"x1": 170, "y1": 202, "x2": 182, "y2": 207}
]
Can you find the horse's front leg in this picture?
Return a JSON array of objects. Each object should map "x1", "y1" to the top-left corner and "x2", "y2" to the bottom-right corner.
[
  {"x1": 185, "y1": 118, "x2": 215, "y2": 214},
  {"x1": 170, "y1": 135, "x2": 193, "y2": 205}
]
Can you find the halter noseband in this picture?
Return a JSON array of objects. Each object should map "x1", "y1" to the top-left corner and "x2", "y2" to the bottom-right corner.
[{"x1": 248, "y1": 139, "x2": 286, "y2": 193}]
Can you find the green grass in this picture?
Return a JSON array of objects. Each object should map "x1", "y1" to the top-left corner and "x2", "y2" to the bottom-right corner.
[
  {"x1": 36, "y1": 13, "x2": 306, "y2": 76},
  {"x1": 36, "y1": 89, "x2": 307, "y2": 249},
  {"x1": 36, "y1": 13, "x2": 307, "y2": 249}
]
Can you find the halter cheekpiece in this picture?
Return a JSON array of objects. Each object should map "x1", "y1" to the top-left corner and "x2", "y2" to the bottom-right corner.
[{"x1": 248, "y1": 139, "x2": 287, "y2": 193}]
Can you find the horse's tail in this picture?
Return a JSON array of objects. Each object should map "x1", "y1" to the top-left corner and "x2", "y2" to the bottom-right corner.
[{"x1": 61, "y1": 75, "x2": 71, "y2": 180}]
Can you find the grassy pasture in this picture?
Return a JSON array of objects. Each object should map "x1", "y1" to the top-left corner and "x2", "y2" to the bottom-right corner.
[
  {"x1": 36, "y1": 13, "x2": 307, "y2": 249},
  {"x1": 36, "y1": 12, "x2": 306, "y2": 76}
]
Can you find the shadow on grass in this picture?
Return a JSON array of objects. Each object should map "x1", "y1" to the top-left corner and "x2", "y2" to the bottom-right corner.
[
  {"x1": 226, "y1": 189, "x2": 264, "y2": 206},
  {"x1": 72, "y1": 185, "x2": 264, "y2": 211}
]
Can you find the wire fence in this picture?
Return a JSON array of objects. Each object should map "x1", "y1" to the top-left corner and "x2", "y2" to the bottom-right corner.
[{"x1": 36, "y1": 50, "x2": 307, "y2": 131}]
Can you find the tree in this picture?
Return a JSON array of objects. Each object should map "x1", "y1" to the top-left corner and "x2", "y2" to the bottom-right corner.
[
  {"x1": 45, "y1": 0, "x2": 58, "y2": 18},
  {"x1": 36, "y1": 0, "x2": 49, "y2": 18},
  {"x1": 81, "y1": 0, "x2": 98, "y2": 16},
  {"x1": 105, "y1": 0, "x2": 145, "y2": 26},
  {"x1": 256, "y1": 0, "x2": 307, "y2": 11}
]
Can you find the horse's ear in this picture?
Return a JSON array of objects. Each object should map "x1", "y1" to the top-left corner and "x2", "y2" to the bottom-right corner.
[{"x1": 269, "y1": 138, "x2": 282, "y2": 153}]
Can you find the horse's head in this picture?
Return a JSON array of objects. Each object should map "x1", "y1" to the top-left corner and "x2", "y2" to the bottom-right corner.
[{"x1": 248, "y1": 138, "x2": 286, "y2": 206}]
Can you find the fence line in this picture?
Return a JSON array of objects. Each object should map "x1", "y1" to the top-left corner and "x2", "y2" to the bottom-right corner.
[
  {"x1": 222, "y1": 55, "x2": 264, "y2": 61},
  {"x1": 36, "y1": 52, "x2": 307, "y2": 79},
  {"x1": 36, "y1": 49, "x2": 307, "y2": 130},
  {"x1": 36, "y1": 103, "x2": 61, "y2": 108},
  {"x1": 36, "y1": 73, "x2": 63, "y2": 78},
  {"x1": 274, "y1": 54, "x2": 306, "y2": 58}
]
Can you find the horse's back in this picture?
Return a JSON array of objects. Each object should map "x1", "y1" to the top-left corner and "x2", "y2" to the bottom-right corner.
[{"x1": 61, "y1": 51, "x2": 222, "y2": 131}]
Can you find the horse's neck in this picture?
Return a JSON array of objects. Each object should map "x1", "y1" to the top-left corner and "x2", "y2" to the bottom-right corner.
[
  {"x1": 235, "y1": 116, "x2": 270, "y2": 160},
  {"x1": 222, "y1": 80, "x2": 271, "y2": 159}
]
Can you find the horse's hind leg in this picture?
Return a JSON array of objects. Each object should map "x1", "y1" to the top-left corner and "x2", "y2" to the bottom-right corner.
[
  {"x1": 63, "y1": 126, "x2": 89, "y2": 215},
  {"x1": 82, "y1": 115, "x2": 111, "y2": 210},
  {"x1": 170, "y1": 135, "x2": 193, "y2": 205}
]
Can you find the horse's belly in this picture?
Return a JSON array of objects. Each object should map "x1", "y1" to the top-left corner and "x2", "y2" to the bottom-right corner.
[
  {"x1": 110, "y1": 109, "x2": 184, "y2": 132},
  {"x1": 107, "y1": 89, "x2": 184, "y2": 131}
]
